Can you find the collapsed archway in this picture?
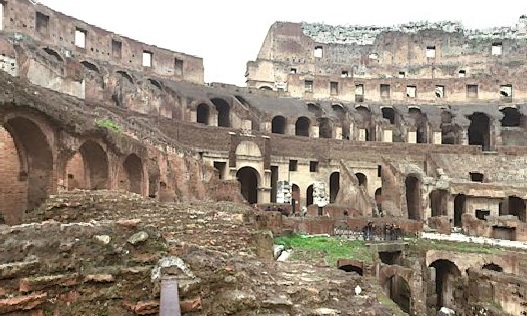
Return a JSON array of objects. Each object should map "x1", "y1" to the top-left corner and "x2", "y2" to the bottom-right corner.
[
  {"x1": 236, "y1": 166, "x2": 259, "y2": 204},
  {"x1": 330, "y1": 172, "x2": 340, "y2": 203},
  {"x1": 429, "y1": 259, "x2": 461, "y2": 310},
  {"x1": 196, "y1": 103, "x2": 210, "y2": 125},
  {"x1": 66, "y1": 140, "x2": 109, "y2": 190},
  {"x1": 295, "y1": 116, "x2": 311, "y2": 137},
  {"x1": 211, "y1": 98, "x2": 230, "y2": 127},
  {"x1": 0, "y1": 117, "x2": 53, "y2": 224},
  {"x1": 468, "y1": 112, "x2": 491, "y2": 151},
  {"x1": 272, "y1": 115, "x2": 287, "y2": 134},
  {"x1": 384, "y1": 275, "x2": 411, "y2": 313},
  {"x1": 339, "y1": 264, "x2": 363, "y2": 276},
  {"x1": 454, "y1": 194, "x2": 466, "y2": 227},
  {"x1": 119, "y1": 154, "x2": 143, "y2": 195},
  {"x1": 405, "y1": 175, "x2": 420, "y2": 220}
]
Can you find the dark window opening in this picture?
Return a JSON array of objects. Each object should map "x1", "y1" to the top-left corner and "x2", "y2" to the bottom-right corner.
[
  {"x1": 111, "y1": 40, "x2": 122, "y2": 58},
  {"x1": 289, "y1": 160, "x2": 298, "y2": 172},
  {"x1": 355, "y1": 173, "x2": 368, "y2": 188},
  {"x1": 330, "y1": 81, "x2": 339, "y2": 95},
  {"x1": 318, "y1": 117, "x2": 332, "y2": 139},
  {"x1": 270, "y1": 166, "x2": 278, "y2": 203},
  {"x1": 341, "y1": 70, "x2": 350, "y2": 78},
  {"x1": 305, "y1": 80, "x2": 313, "y2": 93},
  {"x1": 214, "y1": 162, "x2": 226, "y2": 180},
  {"x1": 196, "y1": 104, "x2": 209, "y2": 125},
  {"x1": 309, "y1": 161, "x2": 319, "y2": 172},
  {"x1": 467, "y1": 84, "x2": 479, "y2": 99},
  {"x1": 175, "y1": 58, "x2": 184, "y2": 76},
  {"x1": 211, "y1": 98, "x2": 230, "y2": 127},
  {"x1": 290, "y1": 68, "x2": 297, "y2": 74},
  {"x1": 35, "y1": 12, "x2": 49, "y2": 35},
  {"x1": 382, "y1": 107, "x2": 395, "y2": 124},
  {"x1": 405, "y1": 175, "x2": 420, "y2": 220},
  {"x1": 476, "y1": 209, "x2": 490, "y2": 221},
  {"x1": 500, "y1": 107, "x2": 521, "y2": 127},
  {"x1": 295, "y1": 117, "x2": 310, "y2": 137},
  {"x1": 470, "y1": 172, "x2": 484, "y2": 182},
  {"x1": 468, "y1": 112, "x2": 490, "y2": 151},
  {"x1": 454, "y1": 194, "x2": 466, "y2": 227},
  {"x1": 272, "y1": 116, "x2": 287, "y2": 134},
  {"x1": 81, "y1": 61, "x2": 99, "y2": 73},
  {"x1": 330, "y1": 172, "x2": 340, "y2": 203},
  {"x1": 380, "y1": 84, "x2": 391, "y2": 99},
  {"x1": 435, "y1": 85, "x2": 445, "y2": 98},
  {"x1": 379, "y1": 251, "x2": 401, "y2": 265},
  {"x1": 377, "y1": 165, "x2": 382, "y2": 177},
  {"x1": 236, "y1": 167, "x2": 259, "y2": 204},
  {"x1": 339, "y1": 265, "x2": 363, "y2": 276},
  {"x1": 482, "y1": 263, "x2": 503, "y2": 272}
]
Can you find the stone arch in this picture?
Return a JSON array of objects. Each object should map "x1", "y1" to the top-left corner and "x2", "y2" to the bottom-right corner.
[
  {"x1": 375, "y1": 188, "x2": 382, "y2": 211},
  {"x1": 381, "y1": 106, "x2": 395, "y2": 124},
  {"x1": 405, "y1": 175, "x2": 420, "y2": 220},
  {"x1": 147, "y1": 78, "x2": 163, "y2": 90},
  {"x1": 383, "y1": 273, "x2": 411, "y2": 314},
  {"x1": 1, "y1": 116, "x2": 54, "y2": 224},
  {"x1": 307, "y1": 103, "x2": 322, "y2": 115},
  {"x1": 339, "y1": 264, "x2": 363, "y2": 276},
  {"x1": 81, "y1": 60, "x2": 100, "y2": 73},
  {"x1": 332, "y1": 103, "x2": 345, "y2": 114},
  {"x1": 42, "y1": 47, "x2": 64, "y2": 63},
  {"x1": 468, "y1": 112, "x2": 491, "y2": 151},
  {"x1": 430, "y1": 189, "x2": 448, "y2": 217},
  {"x1": 236, "y1": 166, "x2": 260, "y2": 204},
  {"x1": 454, "y1": 194, "x2": 466, "y2": 227},
  {"x1": 355, "y1": 172, "x2": 368, "y2": 189},
  {"x1": 330, "y1": 172, "x2": 340, "y2": 203},
  {"x1": 429, "y1": 259, "x2": 461, "y2": 310},
  {"x1": 271, "y1": 115, "x2": 287, "y2": 134},
  {"x1": 66, "y1": 140, "x2": 109, "y2": 190},
  {"x1": 318, "y1": 117, "x2": 332, "y2": 138},
  {"x1": 482, "y1": 263, "x2": 503, "y2": 272},
  {"x1": 211, "y1": 98, "x2": 230, "y2": 127},
  {"x1": 119, "y1": 154, "x2": 143, "y2": 195},
  {"x1": 306, "y1": 184, "x2": 314, "y2": 207},
  {"x1": 295, "y1": 116, "x2": 311, "y2": 137},
  {"x1": 196, "y1": 103, "x2": 210, "y2": 125},
  {"x1": 116, "y1": 70, "x2": 134, "y2": 84},
  {"x1": 258, "y1": 85, "x2": 273, "y2": 91}
]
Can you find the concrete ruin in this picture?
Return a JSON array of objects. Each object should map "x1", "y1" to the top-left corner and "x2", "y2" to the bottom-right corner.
[{"x1": 1, "y1": 0, "x2": 527, "y2": 314}]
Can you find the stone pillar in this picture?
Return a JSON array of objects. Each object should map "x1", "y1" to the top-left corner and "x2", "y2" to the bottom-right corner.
[
  {"x1": 190, "y1": 110, "x2": 197, "y2": 124},
  {"x1": 461, "y1": 128, "x2": 469, "y2": 145},
  {"x1": 383, "y1": 129, "x2": 393, "y2": 142},
  {"x1": 311, "y1": 125, "x2": 319, "y2": 138},
  {"x1": 335, "y1": 126, "x2": 342, "y2": 140},
  {"x1": 432, "y1": 131, "x2": 442, "y2": 145},
  {"x1": 358, "y1": 128, "x2": 366, "y2": 141},
  {"x1": 160, "y1": 276, "x2": 181, "y2": 316},
  {"x1": 287, "y1": 123, "x2": 295, "y2": 136},
  {"x1": 407, "y1": 131, "x2": 417, "y2": 144}
]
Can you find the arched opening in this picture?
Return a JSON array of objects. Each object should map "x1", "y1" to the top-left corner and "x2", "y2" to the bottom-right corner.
[
  {"x1": 147, "y1": 159, "x2": 161, "y2": 199},
  {"x1": 318, "y1": 117, "x2": 332, "y2": 139},
  {"x1": 339, "y1": 265, "x2": 363, "y2": 276},
  {"x1": 384, "y1": 275, "x2": 411, "y2": 313},
  {"x1": 482, "y1": 263, "x2": 503, "y2": 272},
  {"x1": 508, "y1": 196, "x2": 526, "y2": 222},
  {"x1": 0, "y1": 117, "x2": 54, "y2": 224},
  {"x1": 259, "y1": 86, "x2": 272, "y2": 91},
  {"x1": 306, "y1": 184, "x2": 314, "y2": 207},
  {"x1": 380, "y1": 251, "x2": 402, "y2": 265},
  {"x1": 196, "y1": 103, "x2": 210, "y2": 125},
  {"x1": 147, "y1": 79, "x2": 162, "y2": 90},
  {"x1": 355, "y1": 173, "x2": 368, "y2": 189},
  {"x1": 454, "y1": 194, "x2": 466, "y2": 227},
  {"x1": 330, "y1": 172, "x2": 340, "y2": 203},
  {"x1": 116, "y1": 71, "x2": 134, "y2": 84},
  {"x1": 236, "y1": 167, "x2": 259, "y2": 204},
  {"x1": 429, "y1": 259, "x2": 461, "y2": 310},
  {"x1": 307, "y1": 103, "x2": 322, "y2": 116},
  {"x1": 381, "y1": 107, "x2": 395, "y2": 124},
  {"x1": 375, "y1": 188, "x2": 382, "y2": 212},
  {"x1": 211, "y1": 98, "x2": 230, "y2": 127},
  {"x1": 66, "y1": 140, "x2": 109, "y2": 190},
  {"x1": 295, "y1": 116, "x2": 311, "y2": 137},
  {"x1": 81, "y1": 60, "x2": 100, "y2": 73},
  {"x1": 292, "y1": 184, "x2": 300, "y2": 209},
  {"x1": 500, "y1": 107, "x2": 522, "y2": 127},
  {"x1": 271, "y1": 116, "x2": 286, "y2": 134},
  {"x1": 119, "y1": 154, "x2": 143, "y2": 195},
  {"x1": 332, "y1": 104, "x2": 345, "y2": 115},
  {"x1": 430, "y1": 189, "x2": 448, "y2": 217},
  {"x1": 43, "y1": 47, "x2": 64, "y2": 63},
  {"x1": 468, "y1": 112, "x2": 491, "y2": 151},
  {"x1": 405, "y1": 175, "x2": 420, "y2": 220}
]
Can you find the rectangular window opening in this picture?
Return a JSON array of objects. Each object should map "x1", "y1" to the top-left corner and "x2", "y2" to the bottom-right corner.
[
  {"x1": 0, "y1": 2, "x2": 5, "y2": 31},
  {"x1": 304, "y1": 80, "x2": 313, "y2": 93},
  {"x1": 435, "y1": 85, "x2": 445, "y2": 98},
  {"x1": 467, "y1": 84, "x2": 479, "y2": 99},
  {"x1": 35, "y1": 12, "x2": 49, "y2": 35},
  {"x1": 289, "y1": 160, "x2": 298, "y2": 172},
  {"x1": 426, "y1": 46, "x2": 436, "y2": 58},
  {"x1": 369, "y1": 53, "x2": 379, "y2": 60},
  {"x1": 470, "y1": 172, "x2": 484, "y2": 182},
  {"x1": 290, "y1": 68, "x2": 297, "y2": 74},
  {"x1": 398, "y1": 71, "x2": 406, "y2": 78},
  {"x1": 330, "y1": 81, "x2": 339, "y2": 95},
  {"x1": 341, "y1": 70, "x2": 350, "y2": 78},
  {"x1": 213, "y1": 162, "x2": 226, "y2": 180},
  {"x1": 355, "y1": 84, "x2": 364, "y2": 102},
  {"x1": 111, "y1": 40, "x2": 122, "y2": 58},
  {"x1": 476, "y1": 209, "x2": 490, "y2": 221},
  {"x1": 459, "y1": 70, "x2": 466, "y2": 78},
  {"x1": 377, "y1": 165, "x2": 382, "y2": 177},
  {"x1": 309, "y1": 161, "x2": 319, "y2": 173},
  {"x1": 74, "y1": 28, "x2": 87, "y2": 48},
  {"x1": 314, "y1": 46, "x2": 323, "y2": 58},
  {"x1": 406, "y1": 85, "x2": 417, "y2": 98},
  {"x1": 380, "y1": 84, "x2": 391, "y2": 99},
  {"x1": 175, "y1": 58, "x2": 184, "y2": 76},
  {"x1": 500, "y1": 84, "x2": 512, "y2": 100},
  {"x1": 142, "y1": 51, "x2": 153, "y2": 67},
  {"x1": 492, "y1": 42, "x2": 503, "y2": 56}
]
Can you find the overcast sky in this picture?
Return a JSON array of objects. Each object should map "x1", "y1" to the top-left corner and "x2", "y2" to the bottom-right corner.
[{"x1": 41, "y1": 0, "x2": 526, "y2": 86}]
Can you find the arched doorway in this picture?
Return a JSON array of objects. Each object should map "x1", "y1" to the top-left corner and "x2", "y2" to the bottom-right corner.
[
  {"x1": 468, "y1": 112, "x2": 491, "y2": 151},
  {"x1": 405, "y1": 175, "x2": 420, "y2": 220},
  {"x1": 429, "y1": 259, "x2": 461, "y2": 310},
  {"x1": 375, "y1": 188, "x2": 382, "y2": 212},
  {"x1": 384, "y1": 275, "x2": 411, "y2": 313},
  {"x1": 295, "y1": 117, "x2": 310, "y2": 137},
  {"x1": 119, "y1": 154, "x2": 143, "y2": 194},
  {"x1": 271, "y1": 116, "x2": 286, "y2": 134},
  {"x1": 454, "y1": 194, "x2": 466, "y2": 227},
  {"x1": 339, "y1": 264, "x2": 363, "y2": 276},
  {"x1": 306, "y1": 184, "x2": 314, "y2": 207},
  {"x1": 236, "y1": 167, "x2": 259, "y2": 204},
  {"x1": 292, "y1": 184, "x2": 300, "y2": 209},
  {"x1": 330, "y1": 172, "x2": 340, "y2": 203},
  {"x1": 196, "y1": 103, "x2": 209, "y2": 125},
  {"x1": 1, "y1": 117, "x2": 53, "y2": 224},
  {"x1": 430, "y1": 189, "x2": 448, "y2": 217},
  {"x1": 355, "y1": 173, "x2": 368, "y2": 189},
  {"x1": 482, "y1": 263, "x2": 503, "y2": 272},
  {"x1": 66, "y1": 141, "x2": 109, "y2": 190},
  {"x1": 211, "y1": 98, "x2": 230, "y2": 127}
]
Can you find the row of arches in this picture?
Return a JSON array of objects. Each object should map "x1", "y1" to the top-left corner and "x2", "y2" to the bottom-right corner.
[{"x1": 196, "y1": 98, "x2": 230, "y2": 127}]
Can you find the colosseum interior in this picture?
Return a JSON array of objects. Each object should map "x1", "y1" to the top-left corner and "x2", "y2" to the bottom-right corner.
[{"x1": 1, "y1": 0, "x2": 527, "y2": 315}]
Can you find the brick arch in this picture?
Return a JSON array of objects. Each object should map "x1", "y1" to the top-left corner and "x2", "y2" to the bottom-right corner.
[
  {"x1": 379, "y1": 265, "x2": 414, "y2": 315},
  {"x1": 1, "y1": 113, "x2": 55, "y2": 224},
  {"x1": 41, "y1": 47, "x2": 65, "y2": 63},
  {"x1": 426, "y1": 250, "x2": 513, "y2": 275},
  {"x1": 189, "y1": 99, "x2": 216, "y2": 125},
  {"x1": 65, "y1": 140, "x2": 109, "y2": 190},
  {"x1": 118, "y1": 153, "x2": 144, "y2": 195},
  {"x1": 337, "y1": 259, "x2": 364, "y2": 276}
]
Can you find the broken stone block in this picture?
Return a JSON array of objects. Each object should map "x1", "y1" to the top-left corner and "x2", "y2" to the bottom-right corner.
[
  {"x1": 0, "y1": 293, "x2": 47, "y2": 313},
  {"x1": 128, "y1": 231, "x2": 149, "y2": 245},
  {"x1": 94, "y1": 234, "x2": 111, "y2": 245}
]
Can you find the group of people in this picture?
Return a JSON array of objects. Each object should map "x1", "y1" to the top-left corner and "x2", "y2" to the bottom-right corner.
[{"x1": 362, "y1": 222, "x2": 402, "y2": 241}]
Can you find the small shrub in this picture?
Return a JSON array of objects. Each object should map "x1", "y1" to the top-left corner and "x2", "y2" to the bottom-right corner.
[{"x1": 97, "y1": 118, "x2": 121, "y2": 132}]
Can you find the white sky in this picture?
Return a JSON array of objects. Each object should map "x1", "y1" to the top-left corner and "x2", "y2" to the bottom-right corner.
[{"x1": 40, "y1": 0, "x2": 526, "y2": 86}]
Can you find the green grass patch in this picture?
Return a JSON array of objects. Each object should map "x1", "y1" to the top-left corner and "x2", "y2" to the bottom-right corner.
[
  {"x1": 408, "y1": 238, "x2": 504, "y2": 255},
  {"x1": 97, "y1": 118, "x2": 121, "y2": 132},
  {"x1": 274, "y1": 234, "x2": 375, "y2": 266}
]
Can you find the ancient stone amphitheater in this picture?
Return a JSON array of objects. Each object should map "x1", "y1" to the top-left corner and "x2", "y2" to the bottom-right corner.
[{"x1": 1, "y1": 0, "x2": 527, "y2": 315}]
